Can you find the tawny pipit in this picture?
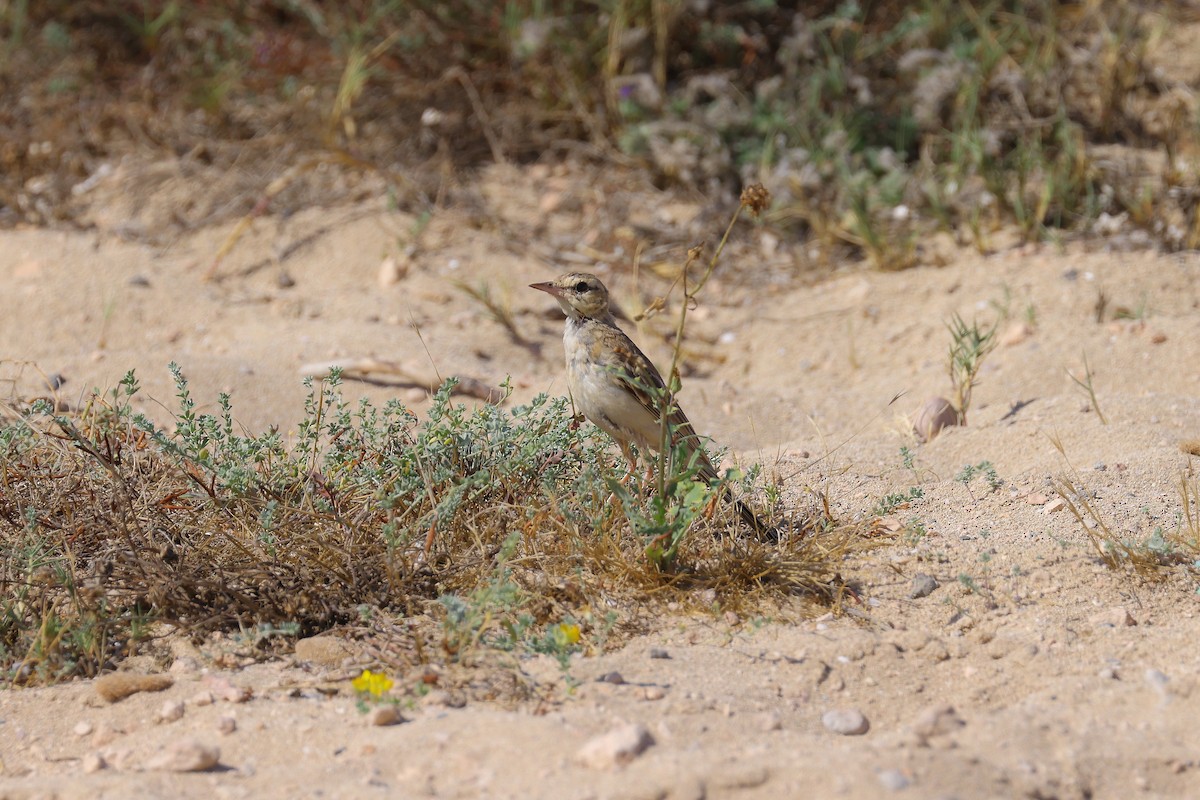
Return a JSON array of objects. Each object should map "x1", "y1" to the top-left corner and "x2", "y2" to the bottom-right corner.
[{"x1": 531, "y1": 272, "x2": 771, "y2": 538}]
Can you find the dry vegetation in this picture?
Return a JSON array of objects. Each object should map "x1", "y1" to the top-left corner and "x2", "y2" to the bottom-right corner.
[{"x1": 1, "y1": 2, "x2": 1199, "y2": 692}]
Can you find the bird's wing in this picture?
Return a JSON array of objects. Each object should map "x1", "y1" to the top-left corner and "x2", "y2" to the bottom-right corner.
[{"x1": 604, "y1": 327, "x2": 718, "y2": 483}]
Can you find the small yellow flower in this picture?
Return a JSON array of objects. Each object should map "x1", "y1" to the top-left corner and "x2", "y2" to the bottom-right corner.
[
  {"x1": 352, "y1": 669, "x2": 394, "y2": 698},
  {"x1": 556, "y1": 623, "x2": 581, "y2": 646}
]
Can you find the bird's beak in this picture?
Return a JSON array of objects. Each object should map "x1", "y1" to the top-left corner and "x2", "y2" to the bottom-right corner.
[{"x1": 530, "y1": 281, "x2": 564, "y2": 297}]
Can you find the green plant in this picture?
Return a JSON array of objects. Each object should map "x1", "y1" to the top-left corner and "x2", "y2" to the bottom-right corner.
[
  {"x1": 955, "y1": 461, "x2": 1002, "y2": 499},
  {"x1": 947, "y1": 314, "x2": 997, "y2": 424},
  {"x1": 1066, "y1": 352, "x2": 1107, "y2": 424},
  {"x1": 872, "y1": 486, "x2": 924, "y2": 517},
  {"x1": 0, "y1": 354, "x2": 857, "y2": 686}
]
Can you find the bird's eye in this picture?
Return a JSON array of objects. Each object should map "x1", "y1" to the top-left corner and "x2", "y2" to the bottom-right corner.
[{"x1": 574, "y1": 281, "x2": 590, "y2": 292}]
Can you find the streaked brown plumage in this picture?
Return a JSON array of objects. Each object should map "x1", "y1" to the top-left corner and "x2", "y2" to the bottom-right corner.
[{"x1": 531, "y1": 272, "x2": 772, "y2": 538}]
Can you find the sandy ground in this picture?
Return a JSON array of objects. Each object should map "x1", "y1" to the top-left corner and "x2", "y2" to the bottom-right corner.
[{"x1": 2, "y1": 163, "x2": 1200, "y2": 799}]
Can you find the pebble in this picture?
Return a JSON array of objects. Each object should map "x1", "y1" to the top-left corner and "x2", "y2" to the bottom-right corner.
[
  {"x1": 877, "y1": 768, "x2": 911, "y2": 791},
  {"x1": 648, "y1": 647, "x2": 671, "y2": 660},
  {"x1": 95, "y1": 673, "x2": 173, "y2": 703},
  {"x1": 206, "y1": 678, "x2": 252, "y2": 703},
  {"x1": 82, "y1": 751, "x2": 107, "y2": 773},
  {"x1": 145, "y1": 739, "x2": 220, "y2": 772},
  {"x1": 1044, "y1": 498, "x2": 1067, "y2": 513},
  {"x1": 169, "y1": 657, "x2": 200, "y2": 674},
  {"x1": 913, "y1": 396, "x2": 960, "y2": 443},
  {"x1": 643, "y1": 686, "x2": 666, "y2": 701},
  {"x1": 367, "y1": 705, "x2": 403, "y2": 726},
  {"x1": 294, "y1": 635, "x2": 356, "y2": 667},
  {"x1": 598, "y1": 671, "x2": 626, "y2": 685},
  {"x1": 190, "y1": 690, "x2": 215, "y2": 707},
  {"x1": 1090, "y1": 607, "x2": 1137, "y2": 629},
  {"x1": 73, "y1": 721, "x2": 93, "y2": 737},
  {"x1": 758, "y1": 711, "x2": 783, "y2": 732},
  {"x1": 912, "y1": 705, "x2": 965, "y2": 743},
  {"x1": 91, "y1": 722, "x2": 123, "y2": 747},
  {"x1": 909, "y1": 573, "x2": 939, "y2": 599},
  {"x1": 576, "y1": 723, "x2": 655, "y2": 769},
  {"x1": 377, "y1": 256, "x2": 408, "y2": 287},
  {"x1": 822, "y1": 708, "x2": 869, "y2": 736},
  {"x1": 158, "y1": 699, "x2": 185, "y2": 723},
  {"x1": 1144, "y1": 669, "x2": 1170, "y2": 690},
  {"x1": 217, "y1": 714, "x2": 237, "y2": 735}
]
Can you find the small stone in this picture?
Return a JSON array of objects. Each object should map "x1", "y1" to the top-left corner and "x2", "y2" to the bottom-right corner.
[
  {"x1": 1098, "y1": 666, "x2": 1120, "y2": 680},
  {"x1": 82, "y1": 751, "x2": 107, "y2": 773},
  {"x1": 1044, "y1": 498, "x2": 1066, "y2": 513},
  {"x1": 1090, "y1": 607, "x2": 1137, "y2": 629},
  {"x1": 877, "y1": 769, "x2": 911, "y2": 791},
  {"x1": 216, "y1": 715, "x2": 237, "y2": 735},
  {"x1": 598, "y1": 671, "x2": 625, "y2": 685},
  {"x1": 648, "y1": 647, "x2": 671, "y2": 660},
  {"x1": 145, "y1": 739, "x2": 220, "y2": 772},
  {"x1": 1024, "y1": 493, "x2": 1049, "y2": 505},
  {"x1": 158, "y1": 699, "x2": 185, "y2": 723},
  {"x1": 127, "y1": 274, "x2": 151, "y2": 288},
  {"x1": 294, "y1": 635, "x2": 357, "y2": 667},
  {"x1": 576, "y1": 723, "x2": 655, "y2": 769},
  {"x1": 190, "y1": 691, "x2": 215, "y2": 707},
  {"x1": 367, "y1": 705, "x2": 403, "y2": 727},
  {"x1": 1144, "y1": 669, "x2": 1170, "y2": 690},
  {"x1": 91, "y1": 722, "x2": 123, "y2": 747},
  {"x1": 643, "y1": 686, "x2": 666, "y2": 701},
  {"x1": 73, "y1": 721, "x2": 94, "y2": 737},
  {"x1": 169, "y1": 657, "x2": 200, "y2": 674},
  {"x1": 1000, "y1": 321, "x2": 1032, "y2": 346},
  {"x1": 276, "y1": 271, "x2": 295, "y2": 289},
  {"x1": 723, "y1": 611, "x2": 740, "y2": 626},
  {"x1": 913, "y1": 396, "x2": 960, "y2": 443},
  {"x1": 709, "y1": 765, "x2": 770, "y2": 790},
  {"x1": 205, "y1": 678, "x2": 252, "y2": 703},
  {"x1": 377, "y1": 256, "x2": 408, "y2": 287},
  {"x1": 909, "y1": 573, "x2": 939, "y2": 599},
  {"x1": 759, "y1": 712, "x2": 783, "y2": 732},
  {"x1": 95, "y1": 673, "x2": 173, "y2": 703},
  {"x1": 912, "y1": 705, "x2": 965, "y2": 744},
  {"x1": 822, "y1": 709, "x2": 869, "y2": 736}
]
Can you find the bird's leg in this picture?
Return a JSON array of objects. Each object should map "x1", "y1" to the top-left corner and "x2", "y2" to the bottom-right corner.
[{"x1": 617, "y1": 441, "x2": 641, "y2": 488}]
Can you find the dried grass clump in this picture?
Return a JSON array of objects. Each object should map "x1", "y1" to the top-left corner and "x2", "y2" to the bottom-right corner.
[{"x1": 0, "y1": 365, "x2": 864, "y2": 686}]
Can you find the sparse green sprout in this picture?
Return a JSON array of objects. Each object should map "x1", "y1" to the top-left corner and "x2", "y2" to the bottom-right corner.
[
  {"x1": 947, "y1": 314, "x2": 998, "y2": 426},
  {"x1": 955, "y1": 461, "x2": 1002, "y2": 499},
  {"x1": 1066, "y1": 352, "x2": 1107, "y2": 424}
]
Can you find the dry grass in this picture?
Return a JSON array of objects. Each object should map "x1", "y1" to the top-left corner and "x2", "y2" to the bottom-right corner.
[
  {"x1": 1051, "y1": 434, "x2": 1198, "y2": 575},
  {"x1": 0, "y1": 360, "x2": 865, "y2": 687}
]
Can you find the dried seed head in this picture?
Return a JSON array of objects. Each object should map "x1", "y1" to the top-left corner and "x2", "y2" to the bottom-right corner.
[{"x1": 740, "y1": 183, "x2": 771, "y2": 216}]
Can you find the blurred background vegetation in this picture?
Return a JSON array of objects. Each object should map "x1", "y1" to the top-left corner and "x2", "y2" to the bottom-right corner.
[{"x1": 1, "y1": 0, "x2": 1197, "y2": 266}]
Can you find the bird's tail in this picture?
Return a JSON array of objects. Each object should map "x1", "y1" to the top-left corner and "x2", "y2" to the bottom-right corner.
[{"x1": 674, "y1": 427, "x2": 776, "y2": 542}]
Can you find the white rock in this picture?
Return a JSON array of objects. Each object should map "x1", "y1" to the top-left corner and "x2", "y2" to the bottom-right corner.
[
  {"x1": 81, "y1": 751, "x2": 107, "y2": 773},
  {"x1": 822, "y1": 709, "x2": 869, "y2": 736},
  {"x1": 145, "y1": 739, "x2": 220, "y2": 772},
  {"x1": 73, "y1": 721, "x2": 94, "y2": 737},
  {"x1": 190, "y1": 690, "x2": 215, "y2": 707},
  {"x1": 576, "y1": 723, "x2": 655, "y2": 769},
  {"x1": 217, "y1": 714, "x2": 237, "y2": 735},
  {"x1": 158, "y1": 699, "x2": 185, "y2": 723}
]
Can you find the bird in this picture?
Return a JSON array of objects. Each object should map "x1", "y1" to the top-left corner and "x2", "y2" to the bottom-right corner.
[{"x1": 531, "y1": 271, "x2": 773, "y2": 539}]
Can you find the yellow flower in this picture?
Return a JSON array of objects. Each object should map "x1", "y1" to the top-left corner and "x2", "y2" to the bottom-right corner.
[
  {"x1": 556, "y1": 623, "x2": 581, "y2": 645},
  {"x1": 352, "y1": 669, "x2": 394, "y2": 697}
]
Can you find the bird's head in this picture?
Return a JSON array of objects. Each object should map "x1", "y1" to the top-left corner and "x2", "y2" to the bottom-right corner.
[{"x1": 530, "y1": 272, "x2": 611, "y2": 320}]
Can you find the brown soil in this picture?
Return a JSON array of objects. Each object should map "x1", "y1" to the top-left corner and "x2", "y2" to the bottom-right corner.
[{"x1": 1, "y1": 157, "x2": 1199, "y2": 798}]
